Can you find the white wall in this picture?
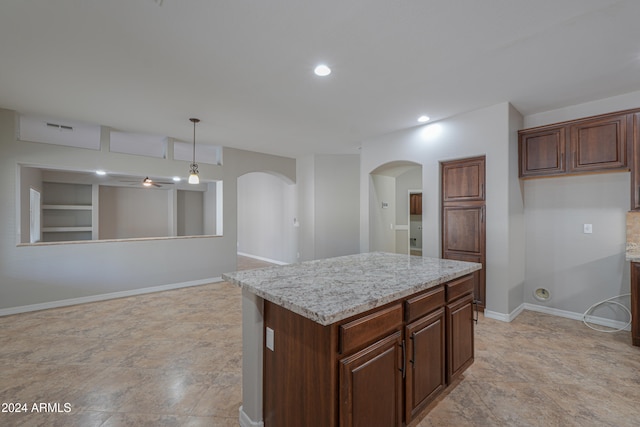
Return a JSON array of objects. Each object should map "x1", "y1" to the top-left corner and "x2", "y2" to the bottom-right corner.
[
  {"x1": 360, "y1": 102, "x2": 525, "y2": 317},
  {"x1": 0, "y1": 108, "x2": 295, "y2": 312},
  {"x1": 521, "y1": 90, "x2": 640, "y2": 323},
  {"x1": 237, "y1": 171, "x2": 297, "y2": 264}
]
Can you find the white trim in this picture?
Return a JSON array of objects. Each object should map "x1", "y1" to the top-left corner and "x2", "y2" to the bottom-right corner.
[
  {"x1": 239, "y1": 406, "x2": 264, "y2": 427},
  {"x1": 237, "y1": 252, "x2": 289, "y2": 266},
  {"x1": 522, "y1": 303, "x2": 632, "y2": 331},
  {"x1": 0, "y1": 277, "x2": 222, "y2": 317},
  {"x1": 484, "y1": 303, "x2": 525, "y2": 323},
  {"x1": 483, "y1": 303, "x2": 631, "y2": 331}
]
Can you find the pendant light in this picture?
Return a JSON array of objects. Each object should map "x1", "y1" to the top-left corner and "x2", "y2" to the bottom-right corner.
[{"x1": 188, "y1": 118, "x2": 200, "y2": 184}]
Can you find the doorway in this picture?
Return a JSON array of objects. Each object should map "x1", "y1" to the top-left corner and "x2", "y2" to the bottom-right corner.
[
  {"x1": 408, "y1": 190, "x2": 422, "y2": 255},
  {"x1": 369, "y1": 161, "x2": 422, "y2": 255}
]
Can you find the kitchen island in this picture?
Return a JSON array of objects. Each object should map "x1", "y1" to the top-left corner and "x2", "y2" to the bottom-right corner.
[{"x1": 223, "y1": 252, "x2": 482, "y2": 427}]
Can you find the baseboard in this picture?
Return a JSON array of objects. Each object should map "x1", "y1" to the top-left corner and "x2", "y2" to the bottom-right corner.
[
  {"x1": 237, "y1": 252, "x2": 289, "y2": 266},
  {"x1": 522, "y1": 303, "x2": 631, "y2": 331},
  {"x1": 0, "y1": 277, "x2": 222, "y2": 317},
  {"x1": 484, "y1": 302, "x2": 631, "y2": 331},
  {"x1": 239, "y1": 406, "x2": 264, "y2": 427},
  {"x1": 484, "y1": 303, "x2": 525, "y2": 323}
]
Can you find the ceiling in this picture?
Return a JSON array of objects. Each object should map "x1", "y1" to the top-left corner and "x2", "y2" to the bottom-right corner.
[{"x1": 1, "y1": 0, "x2": 640, "y2": 158}]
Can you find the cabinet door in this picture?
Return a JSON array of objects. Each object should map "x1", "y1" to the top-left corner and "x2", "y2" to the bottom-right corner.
[
  {"x1": 519, "y1": 127, "x2": 566, "y2": 177},
  {"x1": 442, "y1": 157, "x2": 485, "y2": 202},
  {"x1": 446, "y1": 294, "x2": 474, "y2": 383},
  {"x1": 339, "y1": 331, "x2": 403, "y2": 427},
  {"x1": 410, "y1": 193, "x2": 422, "y2": 215},
  {"x1": 632, "y1": 113, "x2": 640, "y2": 211},
  {"x1": 569, "y1": 113, "x2": 628, "y2": 172},
  {"x1": 442, "y1": 205, "x2": 486, "y2": 307},
  {"x1": 405, "y1": 308, "x2": 445, "y2": 422},
  {"x1": 631, "y1": 262, "x2": 640, "y2": 347}
]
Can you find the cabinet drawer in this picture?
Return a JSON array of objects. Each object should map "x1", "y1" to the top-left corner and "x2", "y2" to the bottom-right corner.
[
  {"x1": 445, "y1": 274, "x2": 474, "y2": 302},
  {"x1": 405, "y1": 286, "x2": 445, "y2": 323},
  {"x1": 340, "y1": 304, "x2": 403, "y2": 355}
]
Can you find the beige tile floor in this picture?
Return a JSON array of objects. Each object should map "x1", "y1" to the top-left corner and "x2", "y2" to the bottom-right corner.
[{"x1": 1, "y1": 256, "x2": 639, "y2": 426}]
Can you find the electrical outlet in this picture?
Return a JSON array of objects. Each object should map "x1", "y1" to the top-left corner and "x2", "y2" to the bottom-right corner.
[
  {"x1": 583, "y1": 224, "x2": 593, "y2": 234},
  {"x1": 266, "y1": 327, "x2": 274, "y2": 351}
]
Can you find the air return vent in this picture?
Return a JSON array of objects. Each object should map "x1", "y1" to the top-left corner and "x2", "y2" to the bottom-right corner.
[
  {"x1": 19, "y1": 115, "x2": 100, "y2": 150},
  {"x1": 46, "y1": 122, "x2": 74, "y2": 131}
]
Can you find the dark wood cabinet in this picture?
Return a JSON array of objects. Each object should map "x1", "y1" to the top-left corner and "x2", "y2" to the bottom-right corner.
[
  {"x1": 441, "y1": 156, "x2": 486, "y2": 308},
  {"x1": 630, "y1": 262, "x2": 640, "y2": 347},
  {"x1": 569, "y1": 113, "x2": 629, "y2": 173},
  {"x1": 519, "y1": 110, "x2": 631, "y2": 178},
  {"x1": 263, "y1": 274, "x2": 477, "y2": 427},
  {"x1": 445, "y1": 276, "x2": 475, "y2": 383},
  {"x1": 632, "y1": 113, "x2": 640, "y2": 211},
  {"x1": 405, "y1": 308, "x2": 445, "y2": 420},
  {"x1": 442, "y1": 157, "x2": 485, "y2": 202},
  {"x1": 410, "y1": 193, "x2": 422, "y2": 215},
  {"x1": 519, "y1": 126, "x2": 566, "y2": 177},
  {"x1": 339, "y1": 331, "x2": 403, "y2": 427}
]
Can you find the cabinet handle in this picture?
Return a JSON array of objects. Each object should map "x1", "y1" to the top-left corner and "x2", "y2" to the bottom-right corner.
[
  {"x1": 409, "y1": 332, "x2": 416, "y2": 366},
  {"x1": 400, "y1": 340, "x2": 406, "y2": 379},
  {"x1": 473, "y1": 300, "x2": 479, "y2": 324}
]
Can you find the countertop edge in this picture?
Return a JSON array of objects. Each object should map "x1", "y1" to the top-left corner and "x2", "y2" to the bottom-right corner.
[{"x1": 223, "y1": 262, "x2": 481, "y2": 326}]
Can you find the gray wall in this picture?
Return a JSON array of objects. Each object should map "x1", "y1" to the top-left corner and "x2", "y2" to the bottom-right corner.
[
  {"x1": 0, "y1": 108, "x2": 295, "y2": 312},
  {"x1": 297, "y1": 154, "x2": 360, "y2": 261},
  {"x1": 237, "y1": 171, "x2": 297, "y2": 264},
  {"x1": 521, "y1": 89, "x2": 640, "y2": 323}
]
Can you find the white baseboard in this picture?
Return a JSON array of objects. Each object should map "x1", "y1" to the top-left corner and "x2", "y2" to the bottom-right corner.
[
  {"x1": 0, "y1": 277, "x2": 222, "y2": 317},
  {"x1": 484, "y1": 303, "x2": 525, "y2": 322},
  {"x1": 237, "y1": 252, "x2": 289, "y2": 266},
  {"x1": 483, "y1": 303, "x2": 631, "y2": 331},
  {"x1": 239, "y1": 406, "x2": 264, "y2": 427},
  {"x1": 522, "y1": 303, "x2": 631, "y2": 331}
]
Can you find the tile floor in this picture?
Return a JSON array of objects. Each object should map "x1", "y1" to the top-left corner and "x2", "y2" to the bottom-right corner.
[{"x1": 1, "y1": 256, "x2": 639, "y2": 426}]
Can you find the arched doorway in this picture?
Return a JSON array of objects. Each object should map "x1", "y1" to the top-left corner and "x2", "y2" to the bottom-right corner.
[{"x1": 369, "y1": 161, "x2": 422, "y2": 254}]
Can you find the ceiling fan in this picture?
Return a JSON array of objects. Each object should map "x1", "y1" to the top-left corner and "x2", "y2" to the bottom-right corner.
[{"x1": 119, "y1": 176, "x2": 174, "y2": 188}]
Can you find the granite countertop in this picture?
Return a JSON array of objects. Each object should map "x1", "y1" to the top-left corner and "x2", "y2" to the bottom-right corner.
[{"x1": 223, "y1": 252, "x2": 482, "y2": 326}]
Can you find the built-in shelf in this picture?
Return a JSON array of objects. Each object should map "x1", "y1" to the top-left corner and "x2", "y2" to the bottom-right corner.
[
  {"x1": 42, "y1": 204, "x2": 92, "y2": 210},
  {"x1": 41, "y1": 182, "x2": 94, "y2": 242},
  {"x1": 42, "y1": 226, "x2": 93, "y2": 232}
]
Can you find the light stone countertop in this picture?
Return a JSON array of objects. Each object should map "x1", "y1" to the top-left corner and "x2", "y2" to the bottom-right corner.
[{"x1": 223, "y1": 252, "x2": 482, "y2": 326}]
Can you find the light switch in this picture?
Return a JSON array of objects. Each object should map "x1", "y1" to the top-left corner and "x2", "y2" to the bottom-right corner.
[
  {"x1": 266, "y1": 327, "x2": 275, "y2": 351},
  {"x1": 583, "y1": 224, "x2": 593, "y2": 234}
]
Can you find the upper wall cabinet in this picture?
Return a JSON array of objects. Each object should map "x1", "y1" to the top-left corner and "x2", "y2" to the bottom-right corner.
[{"x1": 519, "y1": 111, "x2": 632, "y2": 178}]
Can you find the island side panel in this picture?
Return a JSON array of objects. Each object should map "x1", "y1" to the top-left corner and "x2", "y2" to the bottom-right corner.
[
  {"x1": 241, "y1": 288, "x2": 265, "y2": 424},
  {"x1": 264, "y1": 300, "x2": 339, "y2": 427}
]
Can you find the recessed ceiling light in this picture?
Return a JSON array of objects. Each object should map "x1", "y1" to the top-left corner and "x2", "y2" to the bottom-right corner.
[
  {"x1": 314, "y1": 64, "x2": 331, "y2": 77},
  {"x1": 96, "y1": 170, "x2": 106, "y2": 175},
  {"x1": 417, "y1": 115, "x2": 430, "y2": 123}
]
